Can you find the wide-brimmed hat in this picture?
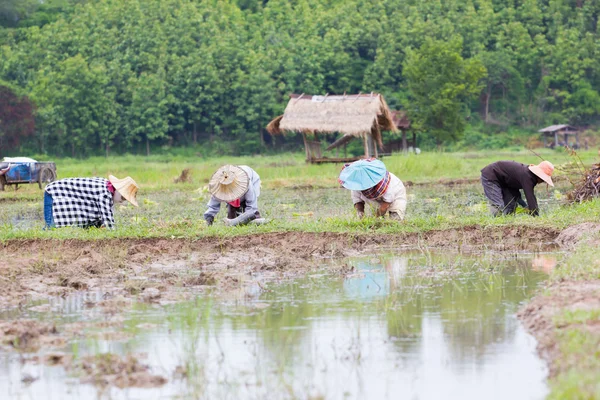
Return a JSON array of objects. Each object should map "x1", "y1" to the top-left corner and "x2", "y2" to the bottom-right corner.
[
  {"x1": 528, "y1": 160, "x2": 554, "y2": 187},
  {"x1": 338, "y1": 159, "x2": 387, "y2": 191},
  {"x1": 108, "y1": 175, "x2": 139, "y2": 207},
  {"x1": 208, "y1": 165, "x2": 249, "y2": 202}
]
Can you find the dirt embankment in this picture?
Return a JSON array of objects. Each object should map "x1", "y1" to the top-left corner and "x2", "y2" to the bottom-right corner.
[
  {"x1": 0, "y1": 224, "x2": 592, "y2": 390},
  {"x1": 519, "y1": 222, "x2": 600, "y2": 379},
  {"x1": 0, "y1": 226, "x2": 559, "y2": 308},
  {"x1": 519, "y1": 280, "x2": 600, "y2": 378}
]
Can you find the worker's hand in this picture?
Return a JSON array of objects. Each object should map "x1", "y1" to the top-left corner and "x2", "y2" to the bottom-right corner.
[
  {"x1": 377, "y1": 202, "x2": 391, "y2": 217},
  {"x1": 354, "y1": 202, "x2": 365, "y2": 219},
  {"x1": 205, "y1": 216, "x2": 214, "y2": 226}
]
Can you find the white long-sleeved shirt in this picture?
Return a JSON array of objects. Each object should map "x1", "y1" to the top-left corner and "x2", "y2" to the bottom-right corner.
[
  {"x1": 351, "y1": 172, "x2": 406, "y2": 206},
  {"x1": 203, "y1": 166, "x2": 261, "y2": 219}
]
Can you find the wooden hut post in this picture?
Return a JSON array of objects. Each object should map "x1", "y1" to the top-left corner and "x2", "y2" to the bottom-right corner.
[
  {"x1": 412, "y1": 131, "x2": 417, "y2": 153},
  {"x1": 363, "y1": 136, "x2": 369, "y2": 158},
  {"x1": 373, "y1": 136, "x2": 378, "y2": 158},
  {"x1": 372, "y1": 127, "x2": 379, "y2": 158},
  {"x1": 301, "y1": 132, "x2": 310, "y2": 162},
  {"x1": 554, "y1": 131, "x2": 559, "y2": 147}
]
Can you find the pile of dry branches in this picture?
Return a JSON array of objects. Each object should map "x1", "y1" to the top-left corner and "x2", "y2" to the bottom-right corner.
[{"x1": 566, "y1": 163, "x2": 600, "y2": 203}]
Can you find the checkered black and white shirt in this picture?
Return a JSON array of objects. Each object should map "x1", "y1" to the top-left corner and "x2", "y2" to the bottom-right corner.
[{"x1": 45, "y1": 178, "x2": 115, "y2": 228}]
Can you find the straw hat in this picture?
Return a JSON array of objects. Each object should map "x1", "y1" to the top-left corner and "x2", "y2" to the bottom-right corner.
[
  {"x1": 338, "y1": 159, "x2": 387, "y2": 190},
  {"x1": 208, "y1": 165, "x2": 249, "y2": 202},
  {"x1": 528, "y1": 160, "x2": 554, "y2": 187},
  {"x1": 108, "y1": 175, "x2": 139, "y2": 207}
]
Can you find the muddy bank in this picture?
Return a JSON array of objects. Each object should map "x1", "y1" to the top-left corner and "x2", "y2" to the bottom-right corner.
[
  {"x1": 0, "y1": 226, "x2": 559, "y2": 308},
  {"x1": 554, "y1": 222, "x2": 600, "y2": 249},
  {"x1": 518, "y1": 223, "x2": 600, "y2": 380},
  {"x1": 518, "y1": 280, "x2": 600, "y2": 378}
]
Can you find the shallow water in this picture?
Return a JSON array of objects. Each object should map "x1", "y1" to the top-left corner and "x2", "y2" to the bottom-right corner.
[{"x1": 0, "y1": 252, "x2": 551, "y2": 400}]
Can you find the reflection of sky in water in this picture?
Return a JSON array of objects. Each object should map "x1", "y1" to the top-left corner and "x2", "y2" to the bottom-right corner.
[{"x1": 0, "y1": 253, "x2": 550, "y2": 400}]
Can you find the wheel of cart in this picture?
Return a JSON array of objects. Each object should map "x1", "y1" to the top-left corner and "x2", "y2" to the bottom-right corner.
[{"x1": 38, "y1": 166, "x2": 57, "y2": 189}]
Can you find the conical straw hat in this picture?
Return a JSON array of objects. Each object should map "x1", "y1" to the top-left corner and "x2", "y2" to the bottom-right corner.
[
  {"x1": 108, "y1": 175, "x2": 139, "y2": 207},
  {"x1": 208, "y1": 165, "x2": 249, "y2": 202},
  {"x1": 528, "y1": 160, "x2": 554, "y2": 187},
  {"x1": 338, "y1": 159, "x2": 387, "y2": 190}
]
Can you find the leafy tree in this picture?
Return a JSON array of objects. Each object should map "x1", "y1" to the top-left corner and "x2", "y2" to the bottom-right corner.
[
  {"x1": 2, "y1": 0, "x2": 600, "y2": 154},
  {"x1": 29, "y1": 55, "x2": 115, "y2": 157},
  {"x1": 404, "y1": 38, "x2": 486, "y2": 146},
  {"x1": 0, "y1": 83, "x2": 35, "y2": 151}
]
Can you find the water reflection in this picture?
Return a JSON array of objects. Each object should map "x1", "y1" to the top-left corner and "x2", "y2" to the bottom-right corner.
[
  {"x1": 532, "y1": 254, "x2": 557, "y2": 274},
  {"x1": 0, "y1": 252, "x2": 550, "y2": 399}
]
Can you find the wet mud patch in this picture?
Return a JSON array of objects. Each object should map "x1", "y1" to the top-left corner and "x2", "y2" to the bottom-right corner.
[
  {"x1": 554, "y1": 222, "x2": 600, "y2": 249},
  {"x1": 74, "y1": 353, "x2": 167, "y2": 388},
  {"x1": 0, "y1": 227, "x2": 560, "y2": 308},
  {"x1": 0, "y1": 250, "x2": 554, "y2": 399},
  {"x1": 518, "y1": 280, "x2": 600, "y2": 377},
  {"x1": 0, "y1": 320, "x2": 66, "y2": 352}
]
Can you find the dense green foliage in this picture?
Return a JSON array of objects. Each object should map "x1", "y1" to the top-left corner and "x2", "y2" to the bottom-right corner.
[{"x1": 1, "y1": 0, "x2": 600, "y2": 156}]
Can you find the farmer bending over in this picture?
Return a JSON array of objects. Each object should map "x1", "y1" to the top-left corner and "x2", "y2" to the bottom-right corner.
[
  {"x1": 204, "y1": 165, "x2": 262, "y2": 226},
  {"x1": 339, "y1": 159, "x2": 407, "y2": 220},
  {"x1": 44, "y1": 175, "x2": 139, "y2": 229},
  {"x1": 480, "y1": 160, "x2": 554, "y2": 216}
]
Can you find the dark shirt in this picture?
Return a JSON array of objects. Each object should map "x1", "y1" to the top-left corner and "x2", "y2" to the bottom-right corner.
[{"x1": 481, "y1": 161, "x2": 540, "y2": 215}]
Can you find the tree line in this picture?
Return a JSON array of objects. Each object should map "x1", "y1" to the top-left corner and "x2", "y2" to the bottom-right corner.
[{"x1": 1, "y1": 0, "x2": 600, "y2": 156}]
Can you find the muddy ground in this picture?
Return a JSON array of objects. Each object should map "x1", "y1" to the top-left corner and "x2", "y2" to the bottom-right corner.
[
  {"x1": 519, "y1": 222, "x2": 600, "y2": 380},
  {"x1": 0, "y1": 226, "x2": 559, "y2": 308},
  {"x1": 519, "y1": 280, "x2": 600, "y2": 378},
  {"x1": 0, "y1": 224, "x2": 596, "y2": 390}
]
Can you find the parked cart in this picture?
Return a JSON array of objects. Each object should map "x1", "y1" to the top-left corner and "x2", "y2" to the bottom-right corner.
[{"x1": 0, "y1": 157, "x2": 57, "y2": 191}]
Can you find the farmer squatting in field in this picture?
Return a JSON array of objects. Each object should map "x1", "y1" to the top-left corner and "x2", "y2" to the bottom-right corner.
[
  {"x1": 480, "y1": 160, "x2": 554, "y2": 216},
  {"x1": 338, "y1": 159, "x2": 407, "y2": 220},
  {"x1": 44, "y1": 175, "x2": 139, "y2": 229},
  {"x1": 203, "y1": 165, "x2": 263, "y2": 226}
]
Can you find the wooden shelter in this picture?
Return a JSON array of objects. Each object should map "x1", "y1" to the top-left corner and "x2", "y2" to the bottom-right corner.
[
  {"x1": 387, "y1": 110, "x2": 415, "y2": 153},
  {"x1": 538, "y1": 124, "x2": 579, "y2": 148},
  {"x1": 266, "y1": 93, "x2": 397, "y2": 163}
]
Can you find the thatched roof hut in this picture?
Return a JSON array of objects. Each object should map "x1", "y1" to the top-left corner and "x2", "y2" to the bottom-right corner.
[{"x1": 267, "y1": 93, "x2": 397, "y2": 163}]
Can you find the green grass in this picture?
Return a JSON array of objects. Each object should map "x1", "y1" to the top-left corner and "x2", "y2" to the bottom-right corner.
[
  {"x1": 22, "y1": 148, "x2": 600, "y2": 190},
  {"x1": 545, "y1": 240, "x2": 600, "y2": 399},
  {"x1": 1, "y1": 148, "x2": 599, "y2": 240}
]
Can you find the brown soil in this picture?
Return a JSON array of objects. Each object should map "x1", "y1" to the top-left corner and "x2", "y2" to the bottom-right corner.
[
  {"x1": 518, "y1": 280, "x2": 600, "y2": 378},
  {"x1": 404, "y1": 177, "x2": 481, "y2": 187},
  {"x1": 0, "y1": 224, "x2": 593, "y2": 391},
  {"x1": 554, "y1": 222, "x2": 600, "y2": 250},
  {"x1": 0, "y1": 320, "x2": 60, "y2": 352},
  {"x1": 75, "y1": 353, "x2": 167, "y2": 388},
  {"x1": 0, "y1": 226, "x2": 560, "y2": 308}
]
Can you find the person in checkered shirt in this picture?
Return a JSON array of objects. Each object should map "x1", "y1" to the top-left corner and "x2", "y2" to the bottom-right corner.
[{"x1": 44, "y1": 175, "x2": 138, "y2": 229}]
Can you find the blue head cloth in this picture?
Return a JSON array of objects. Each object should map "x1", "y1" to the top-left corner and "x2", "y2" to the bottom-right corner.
[{"x1": 338, "y1": 159, "x2": 387, "y2": 190}]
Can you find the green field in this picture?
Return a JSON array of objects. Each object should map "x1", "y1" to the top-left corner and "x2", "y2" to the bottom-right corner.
[
  {"x1": 1, "y1": 149, "x2": 600, "y2": 240},
  {"x1": 2, "y1": 149, "x2": 600, "y2": 398}
]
